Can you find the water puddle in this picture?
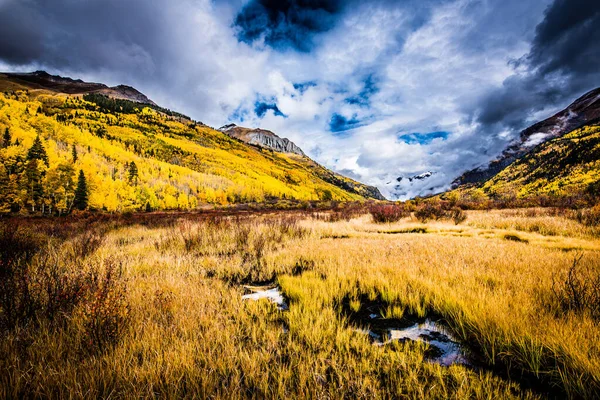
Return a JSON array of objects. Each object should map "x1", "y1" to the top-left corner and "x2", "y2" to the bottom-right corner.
[
  {"x1": 241, "y1": 285, "x2": 288, "y2": 310},
  {"x1": 357, "y1": 318, "x2": 469, "y2": 366},
  {"x1": 341, "y1": 295, "x2": 471, "y2": 366}
]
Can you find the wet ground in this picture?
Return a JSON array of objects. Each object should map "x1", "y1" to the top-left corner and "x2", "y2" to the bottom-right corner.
[
  {"x1": 341, "y1": 295, "x2": 471, "y2": 366},
  {"x1": 241, "y1": 284, "x2": 288, "y2": 310}
]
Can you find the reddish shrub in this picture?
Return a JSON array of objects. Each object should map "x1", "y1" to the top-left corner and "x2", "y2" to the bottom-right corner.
[
  {"x1": 414, "y1": 203, "x2": 446, "y2": 222},
  {"x1": 369, "y1": 204, "x2": 407, "y2": 223}
]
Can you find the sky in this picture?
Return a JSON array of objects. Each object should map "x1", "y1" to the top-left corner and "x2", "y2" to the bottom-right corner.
[{"x1": 0, "y1": 0, "x2": 598, "y2": 199}]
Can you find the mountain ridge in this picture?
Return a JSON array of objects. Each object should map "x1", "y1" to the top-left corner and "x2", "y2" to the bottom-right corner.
[
  {"x1": 1, "y1": 70, "x2": 157, "y2": 105},
  {"x1": 453, "y1": 87, "x2": 600, "y2": 188}
]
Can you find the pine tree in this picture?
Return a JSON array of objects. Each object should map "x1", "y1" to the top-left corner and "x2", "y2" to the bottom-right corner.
[
  {"x1": 27, "y1": 135, "x2": 49, "y2": 166},
  {"x1": 72, "y1": 144, "x2": 78, "y2": 162},
  {"x1": 73, "y1": 170, "x2": 88, "y2": 210},
  {"x1": 2, "y1": 127, "x2": 10, "y2": 147},
  {"x1": 128, "y1": 161, "x2": 138, "y2": 185},
  {"x1": 24, "y1": 159, "x2": 44, "y2": 212}
]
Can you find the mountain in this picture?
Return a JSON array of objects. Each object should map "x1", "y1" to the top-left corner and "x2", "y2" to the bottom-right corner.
[
  {"x1": 449, "y1": 123, "x2": 600, "y2": 202},
  {"x1": 0, "y1": 71, "x2": 383, "y2": 213},
  {"x1": 218, "y1": 124, "x2": 305, "y2": 156},
  {"x1": 2, "y1": 71, "x2": 156, "y2": 105},
  {"x1": 453, "y1": 87, "x2": 600, "y2": 187}
]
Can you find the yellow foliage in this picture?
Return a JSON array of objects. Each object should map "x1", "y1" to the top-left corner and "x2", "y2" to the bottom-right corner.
[{"x1": 0, "y1": 90, "x2": 367, "y2": 212}]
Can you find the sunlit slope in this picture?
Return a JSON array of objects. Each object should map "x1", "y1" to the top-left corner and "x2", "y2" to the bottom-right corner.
[
  {"x1": 0, "y1": 86, "x2": 380, "y2": 212},
  {"x1": 452, "y1": 124, "x2": 600, "y2": 201}
]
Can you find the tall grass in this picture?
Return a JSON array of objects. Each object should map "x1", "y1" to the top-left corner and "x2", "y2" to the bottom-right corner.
[{"x1": 0, "y1": 210, "x2": 598, "y2": 398}]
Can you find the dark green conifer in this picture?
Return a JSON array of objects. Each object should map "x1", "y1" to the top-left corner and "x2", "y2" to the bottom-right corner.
[
  {"x1": 128, "y1": 161, "x2": 138, "y2": 185},
  {"x1": 2, "y1": 127, "x2": 11, "y2": 147},
  {"x1": 26, "y1": 135, "x2": 49, "y2": 166},
  {"x1": 73, "y1": 170, "x2": 88, "y2": 210}
]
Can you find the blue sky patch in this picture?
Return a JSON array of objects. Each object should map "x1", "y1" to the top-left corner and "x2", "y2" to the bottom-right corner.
[
  {"x1": 345, "y1": 74, "x2": 379, "y2": 107},
  {"x1": 293, "y1": 81, "x2": 317, "y2": 94},
  {"x1": 329, "y1": 113, "x2": 361, "y2": 135},
  {"x1": 254, "y1": 101, "x2": 286, "y2": 118},
  {"x1": 398, "y1": 131, "x2": 449, "y2": 145}
]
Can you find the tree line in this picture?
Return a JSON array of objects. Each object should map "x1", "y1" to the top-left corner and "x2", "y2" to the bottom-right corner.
[{"x1": 0, "y1": 128, "x2": 89, "y2": 214}]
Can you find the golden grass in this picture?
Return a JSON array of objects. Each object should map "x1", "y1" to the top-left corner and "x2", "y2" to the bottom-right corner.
[{"x1": 1, "y1": 209, "x2": 599, "y2": 398}]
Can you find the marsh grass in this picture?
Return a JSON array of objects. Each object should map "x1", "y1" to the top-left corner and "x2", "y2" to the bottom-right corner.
[{"x1": 0, "y1": 210, "x2": 599, "y2": 398}]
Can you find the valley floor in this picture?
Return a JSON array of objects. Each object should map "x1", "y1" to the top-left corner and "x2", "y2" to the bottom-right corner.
[{"x1": 1, "y1": 208, "x2": 599, "y2": 398}]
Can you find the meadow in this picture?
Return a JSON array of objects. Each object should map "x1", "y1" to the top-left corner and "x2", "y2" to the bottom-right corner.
[{"x1": 1, "y1": 206, "x2": 599, "y2": 399}]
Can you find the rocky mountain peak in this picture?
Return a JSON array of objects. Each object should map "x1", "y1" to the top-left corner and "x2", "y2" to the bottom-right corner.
[{"x1": 218, "y1": 124, "x2": 305, "y2": 156}]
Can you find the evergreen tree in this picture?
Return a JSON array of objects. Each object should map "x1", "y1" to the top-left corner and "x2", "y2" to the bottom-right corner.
[
  {"x1": 72, "y1": 144, "x2": 78, "y2": 162},
  {"x1": 2, "y1": 127, "x2": 10, "y2": 147},
  {"x1": 27, "y1": 135, "x2": 49, "y2": 166},
  {"x1": 24, "y1": 159, "x2": 44, "y2": 212},
  {"x1": 128, "y1": 161, "x2": 138, "y2": 185},
  {"x1": 73, "y1": 170, "x2": 88, "y2": 210}
]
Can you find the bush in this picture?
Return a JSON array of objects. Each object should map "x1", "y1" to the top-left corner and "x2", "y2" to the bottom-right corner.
[
  {"x1": 369, "y1": 204, "x2": 407, "y2": 223},
  {"x1": 35, "y1": 251, "x2": 91, "y2": 323},
  {"x1": 0, "y1": 223, "x2": 130, "y2": 350},
  {"x1": 0, "y1": 224, "x2": 40, "y2": 330},
  {"x1": 449, "y1": 207, "x2": 467, "y2": 225},
  {"x1": 82, "y1": 259, "x2": 130, "y2": 353},
  {"x1": 551, "y1": 255, "x2": 600, "y2": 321},
  {"x1": 326, "y1": 203, "x2": 368, "y2": 222},
  {"x1": 414, "y1": 203, "x2": 446, "y2": 222},
  {"x1": 573, "y1": 205, "x2": 600, "y2": 227},
  {"x1": 69, "y1": 229, "x2": 106, "y2": 260}
]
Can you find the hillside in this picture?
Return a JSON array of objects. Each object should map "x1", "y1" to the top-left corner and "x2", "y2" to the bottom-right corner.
[
  {"x1": 454, "y1": 87, "x2": 600, "y2": 187},
  {"x1": 447, "y1": 123, "x2": 600, "y2": 204},
  {"x1": 0, "y1": 72, "x2": 383, "y2": 213}
]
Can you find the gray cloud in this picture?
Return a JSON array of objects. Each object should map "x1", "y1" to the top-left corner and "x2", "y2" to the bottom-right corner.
[{"x1": 474, "y1": 0, "x2": 600, "y2": 134}]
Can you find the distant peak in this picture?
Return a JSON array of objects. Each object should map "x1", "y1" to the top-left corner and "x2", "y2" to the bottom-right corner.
[
  {"x1": 218, "y1": 124, "x2": 304, "y2": 156},
  {"x1": 219, "y1": 123, "x2": 237, "y2": 131}
]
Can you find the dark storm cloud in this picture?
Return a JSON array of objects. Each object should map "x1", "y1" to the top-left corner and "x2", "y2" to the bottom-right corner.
[
  {"x1": 233, "y1": 0, "x2": 447, "y2": 52},
  {"x1": 0, "y1": 0, "x2": 163, "y2": 72},
  {"x1": 234, "y1": 0, "x2": 345, "y2": 51},
  {"x1": 475, "y1": 0, "x2": 600, "y2": 133}
]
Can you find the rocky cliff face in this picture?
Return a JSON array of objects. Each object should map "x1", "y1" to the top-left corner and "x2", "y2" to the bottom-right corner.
[
  {"x1": 2, "y1": 71, "x2": 156, "y2": 105},
  {"x1": 218, "y1": 124, "x2": 305, "y2": 156},
  {"x1": 453, "y1": 87, "x2": 600, "y2": 187}
]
